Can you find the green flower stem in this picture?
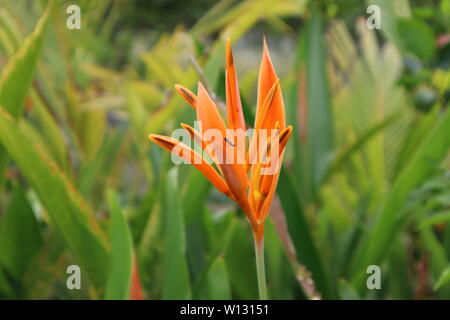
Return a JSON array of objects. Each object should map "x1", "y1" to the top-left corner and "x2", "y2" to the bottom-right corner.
[{"x1": 254, "y1": 235, "x2": 268, "y2": 300}]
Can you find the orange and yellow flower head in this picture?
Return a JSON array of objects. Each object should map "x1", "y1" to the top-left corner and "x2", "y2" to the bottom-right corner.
[{"x1": 149, "y1": 39, "x2": 292, "y2": 241}]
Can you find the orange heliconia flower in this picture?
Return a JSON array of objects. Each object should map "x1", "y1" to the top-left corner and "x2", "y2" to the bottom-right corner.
[{"x1": 149, "y1": 39, "x2": 292, "y2": 241}]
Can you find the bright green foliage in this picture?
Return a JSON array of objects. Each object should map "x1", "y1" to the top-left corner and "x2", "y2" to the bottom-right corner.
[
  {"x1": 0, "y1": 185, "x2": 41, "y2": 294},
  {"x1": 105, "y1": 190, "x2": 133, "y2": 300},
  {"x1": 0, "y1": 0, "x2": 449, "y2": 300},
  {"x1": 163, "y1": 168, "x2": 191, "y2": 299},
  {"x1": 0, "y1": 4, "x2": 50, "y2": 119}
]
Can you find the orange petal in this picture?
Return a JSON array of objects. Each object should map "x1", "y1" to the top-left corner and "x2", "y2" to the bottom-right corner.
[
  {"x1": 148, "y1": 134, "x2": 231, "y2": 197},
  {"x1": 258, "y1": 126, "x2": 292, "y2": 194},
  {"x1": 181, "y1": 123, "x2": 224, "y2": 177},
  {"x1": 278, "y1": 125, "x2": 293, "y2": 153},
  {"x1": 257, "y1": 38, "x2": 278, "y2": 112},
  {"x1": 259, "y1": 153, "x2": 283, "y2": 221},
  {"x1": 196, "y1": 82, "x2": 227, "y2": 135},
  {"x1": 225, "y1": 39, "x2": 246, "y2": 132},
  {"x1": 175, "y1": 84, "x2": 197, "y2": 109},
  {"x1": 255, "y1": 39, "x2": 286, "y2": 131},
  {"x1": 257, "y1": 128, "x2": 293, "y2": 221},
  {"x1": 196, "y1": 82, "x2": 249, "y2": 202},
  {"x1": 252, "y1": 126, "x2": 292, "y2": 218},
  {"x1": 181, "y1": 123, "x2": 206, "y2": 152},
  {"x1": 248, "y1": 126, "x2": 279, "y2": 214},
  {"x1": 248, "y1": 80, "x2": 280, "y2": 167},
  {"x1": 254, "y1": 79, "x2": 279, "y2": 130}
]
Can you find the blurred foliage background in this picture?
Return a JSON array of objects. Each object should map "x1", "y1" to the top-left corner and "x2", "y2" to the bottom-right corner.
[{"x1": 0, "y1": 0, "x2": 449, "y2": 300}]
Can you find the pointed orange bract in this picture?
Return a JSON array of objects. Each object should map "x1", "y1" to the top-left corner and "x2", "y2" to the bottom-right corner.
[
  {"x1": 196, "y1": 81, "x2": 249, "y2": 208},
  {"x1": 149, "y1": 134, "x2": 231, "y2": 197},
  {"x1": 225, "y1": 40, "x2": 246, "y2": 133},
  {"x1": 256, "y1": 40, "x2": 285, "y2": 132},
  {"x1": 175, "y1": 84, "x2": 197, "y2": 109},
  {"x1": 148, "y1": 39, "x2": 292, "y2": 241}
]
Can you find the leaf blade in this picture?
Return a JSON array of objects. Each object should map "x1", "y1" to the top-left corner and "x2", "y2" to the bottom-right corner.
[
  {"x1": 105, "y1": 190, "x2": 133, "y2": 300},
  {"x1": 163, "y1": 167, "x2": 191, "y2": 299}
]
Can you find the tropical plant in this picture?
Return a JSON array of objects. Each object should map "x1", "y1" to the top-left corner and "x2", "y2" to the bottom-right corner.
[{"x1": 0, "y1": 0, "x2": 449, "y2": 300}]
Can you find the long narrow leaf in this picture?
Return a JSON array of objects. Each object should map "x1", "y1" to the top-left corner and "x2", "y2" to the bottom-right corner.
[
  {"x1": 351, "y1": 107, "x2": 450, "y2": 290},
  {"x1": 0, "y1": 109, "x2": 110, "y2": 288},
  {"x1": 163, "y1": 167, "x2": 191, "y2": 299},
  {"x1": 0, "y1": 4, "x2": 50, "y2": 119},
  {"x1": 105, "y1": 190, "x2": 133, "y2": 300}
]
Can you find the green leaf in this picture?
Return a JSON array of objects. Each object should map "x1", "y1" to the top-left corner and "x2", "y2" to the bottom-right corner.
[
  {"x1": 0, "y1": 109, "x2": 110, "y2": 289},
  {"x1": 434, "y1": 266, "x2": 450, "y2": 291},
  {"x1": 105, "y1": 190, "x2": 133, "y2": 300},
  {"x1": 418, "y1": 210, "x2": 450, "y2": 229},
  {"x1": 203, "y1": 42, "x2": 225, "y2": 93},
  {"x1": 163, "y1": 167, "x2": 191, "y2": 299},
  {"x1": 292, "y1": 6, "x2": 333, "y2": 203},
  {"x1": 419, "y1": 225, "x2": 448, "y2": 283},
  {"x1": 396, "y1": 18, "x2": 435, "y2": 61},
  {"x1": 387, "y1": 238, "x2": 413, "y2": 299},
  {"x1": 338, "y1": 279, "x2": 361, "y2": 300},
  {"x1": 192, "y1": 210, "x2": 237, "y2": 298},
  {"x1": 224, "y1": 220, "x2": 258, "y2": 299},
  {"x1": 265, "y1": 218, "x2": 296, "y2": 299},
  {"x1": 199, "y1": 256, "x2": 231, "y2": 299},
  {"x1": 0, "y1": 267, "x2": 15, "y2": 298},
  {"x1": 0, "y1": 5, "x2": 50, "y2": 119},
  {"x1": 0, "y1": 185, "x2": 41, "y2": 280},
  {"x1": 28, "y1": 90, "x2": 69, "y2": 170},
  {"x1": 277, "y1": 168, "x2": 331, "y2": 298},
  {"x1": 325, "y1": 114, "x2": 398, "y2": 182},
  {"x1": 79, "y1": 128, "x2": 126, "y2": 197},
  {"x1": 351, "y1": 107, "x2": 450, "y2": 290}
]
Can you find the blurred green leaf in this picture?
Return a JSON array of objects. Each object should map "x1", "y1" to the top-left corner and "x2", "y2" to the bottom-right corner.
[
  {"x1": 204, "y1": 42, "x2": 226, "y2": 92},
  {"x1": 293, "y1": 6, "x2": 333, "y2": 203},
  {"x1": 338, "y1": 279, "x2": 361, "y2": 300},
  {"x1": 278, "y1": 168, "x2": 331, "y2": 298},
  {"x1": 0, "y1": 185, "x2": 41, "y2": 281},
  {"x1": 79, "y1": 127, "x2": 126, "y2": 197},
  {"x1": 434, "y1": 266, "x2": 450, "y2": 291},
  {"x1": 199, "y1": 256, "x2": 231, "y2": 299},
  {"x1": 192, "y1": 210, "x2": 237, "y2": 298},
  {"x1": 265, "y1": 218, "x2": 296, "y2": 299},
  {"x1": 0, "y1": 109, "x2": 110, "y2": 289},
  {"x1": 418, "y1": 210, "x2": 450, "y2": 229},
  {"x1": 0, "y1": 267, "x2": 15, "y2": 298},
  {"x1": 352, "y1": 106, "x2": 450, "y2": 290},
  {"x1": 224, "y1": 219, "x2": 258, "y2": 299},
  {"x1": 387, "y1": 238, "x2": 413, "y2": 299},
  {"x1": 105, "y1": 190, "x2": 133, "y2": 300},
  {"x1": 393, "y1": 107, "x2": 440, "y2": 182},
  {"x1": 326, "y1": 114, "x2": 398, "y2": 181},
  {"x1": 0, "y1": 4, "x2": 50, "y2": 119},
  {"x1": 419, "y1": 225, "x2": 448, "y2": 286},
  {"x1": 396, "y1": 18, "x2": 435, "y2": 61},
  {"x1": 163, "y1": 167, "x2": 191, "y2": 299}
]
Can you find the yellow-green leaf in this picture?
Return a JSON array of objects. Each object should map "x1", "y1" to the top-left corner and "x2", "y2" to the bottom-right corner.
[
  {"x1": 105, "y1": 190, "x2": 133, "y2": 300},
  {"x1": 0, "y1": 109, "x2": 110, "y2": 289},
  {"x1": 0, "y1": 5, "x2": 50, "y2": 119}
]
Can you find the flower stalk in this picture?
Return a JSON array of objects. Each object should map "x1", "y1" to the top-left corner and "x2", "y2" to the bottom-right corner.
[{"x1": 254, "y1": 234, "x2": 267, "y2": 300}]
